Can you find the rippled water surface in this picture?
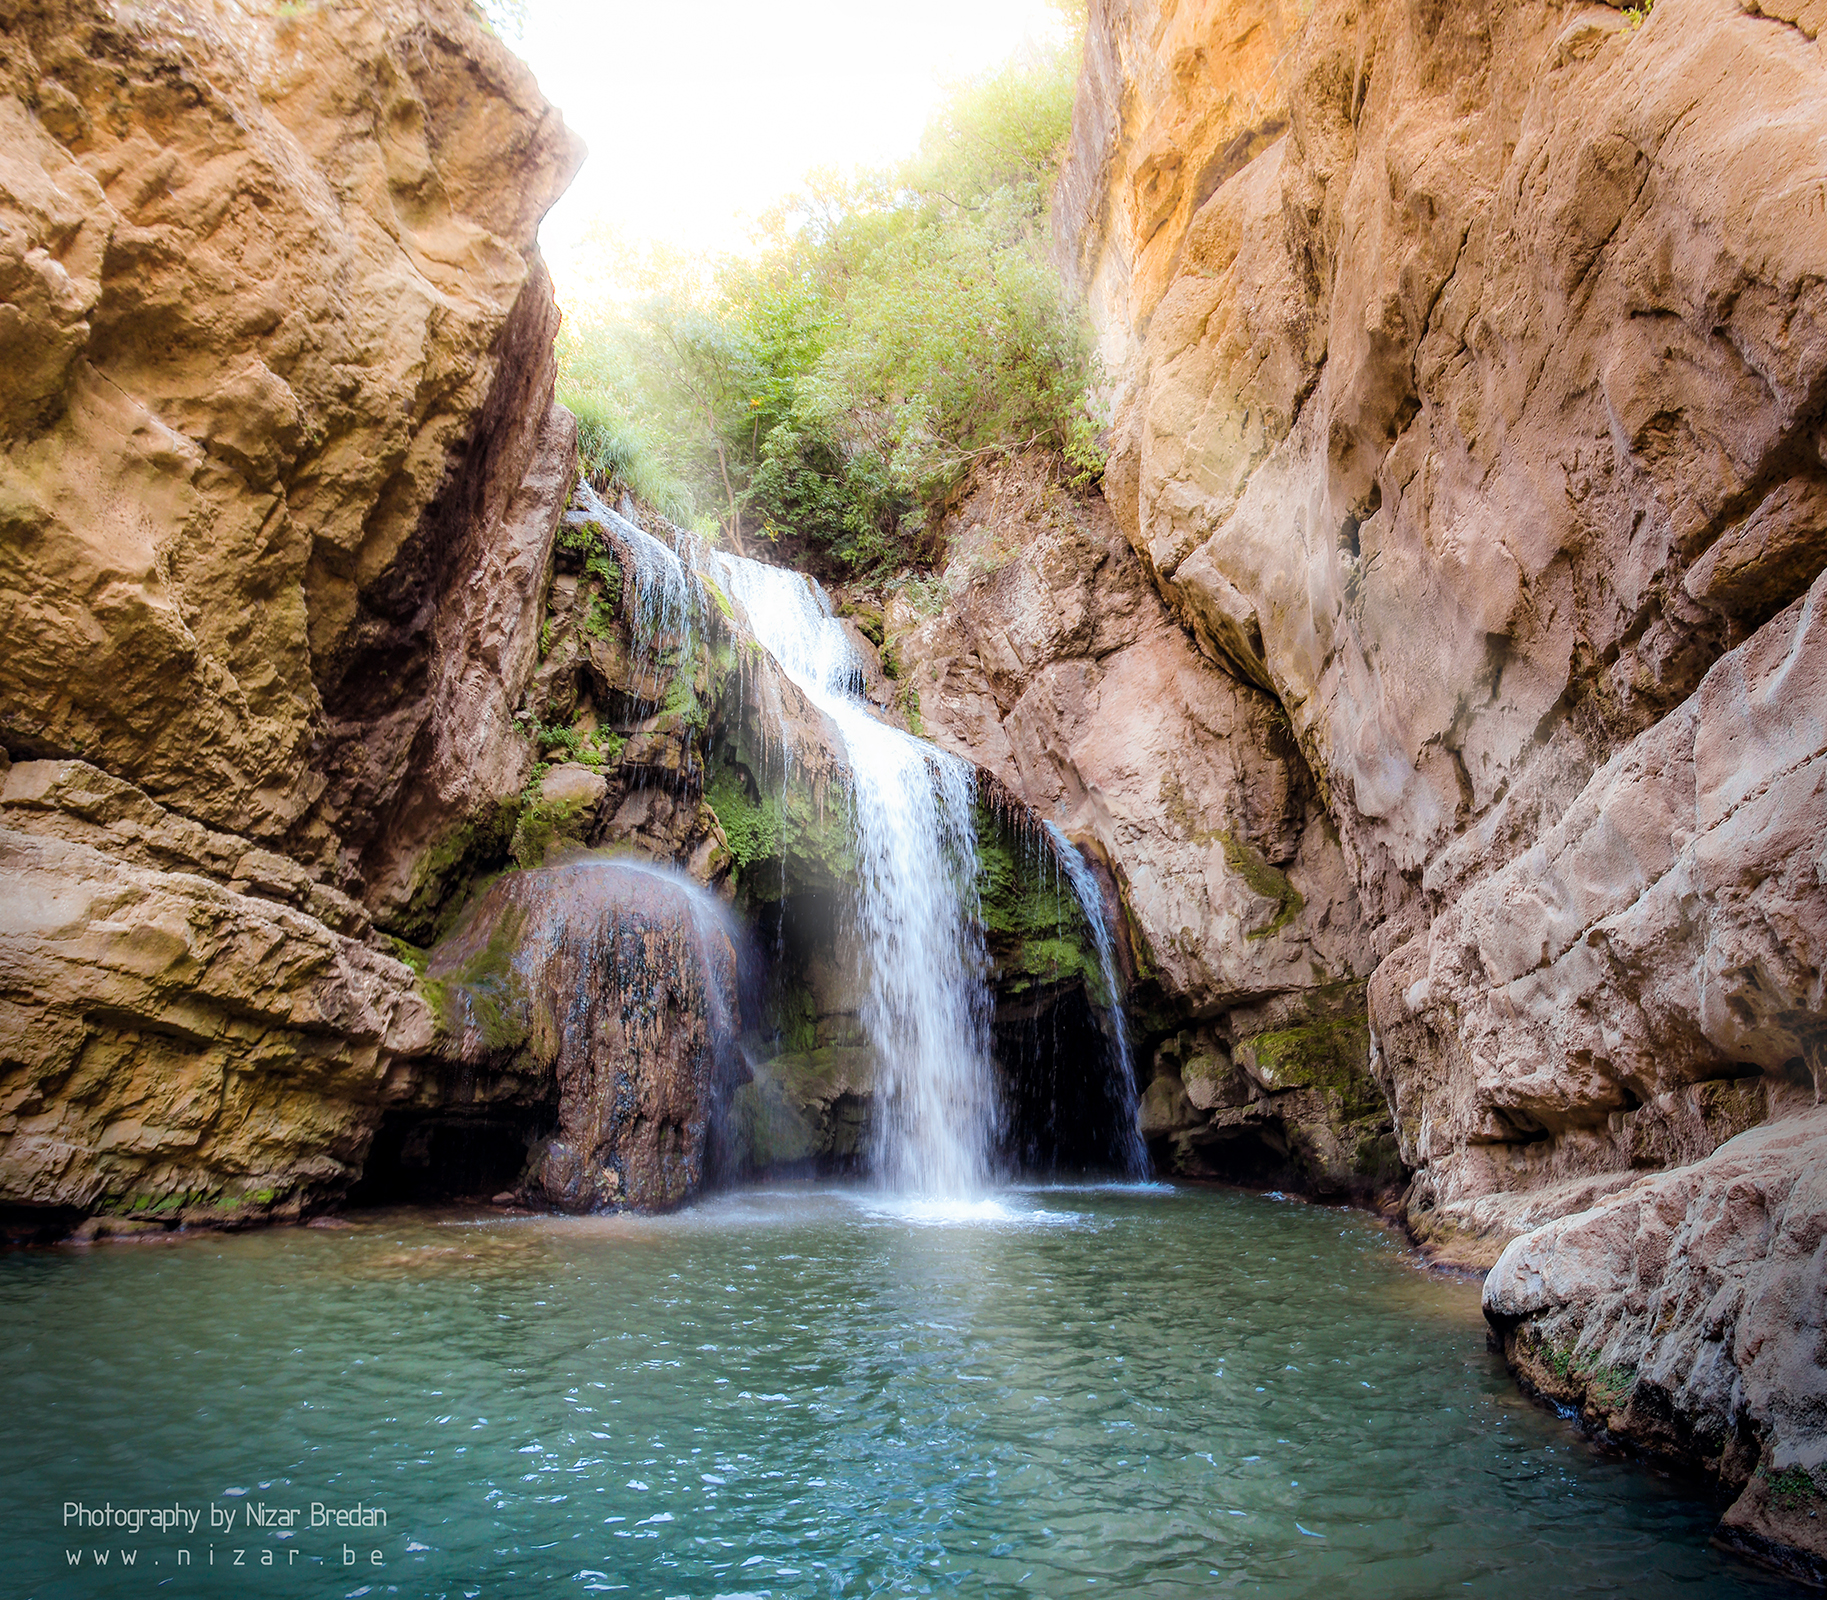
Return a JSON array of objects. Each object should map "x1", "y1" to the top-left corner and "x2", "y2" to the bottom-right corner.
[{"x1": 0, "y1": 1185, "x2": 1792, "y2": 1598}]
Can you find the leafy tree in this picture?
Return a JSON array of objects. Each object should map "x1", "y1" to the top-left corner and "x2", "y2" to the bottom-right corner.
[{"x1": 557, "y1": 24, "x2": 1102, "y2": 581}]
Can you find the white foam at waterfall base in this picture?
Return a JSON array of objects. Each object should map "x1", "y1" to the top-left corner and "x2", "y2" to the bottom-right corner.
[
  {"x1": 695, "y1": 550, "x2": 1002, "y2": 1199},
  {"x1": 1046, "y1": 823, "x2": 1149, "y2": 1177}
]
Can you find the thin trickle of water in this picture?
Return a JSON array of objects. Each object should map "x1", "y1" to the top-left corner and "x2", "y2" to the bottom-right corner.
[
  {"x1": 694, "y1": 551, "x2": 1002, "y2": 1197},
  {"x1": 1046, "y1": 823, "x2": 1148, "y2": 1176},
  {"x1": 570, "y1": 480, "x2": 699, "y2": 662}
]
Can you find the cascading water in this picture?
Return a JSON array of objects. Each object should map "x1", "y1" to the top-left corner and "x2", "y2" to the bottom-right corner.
[
  {"x1": 692, "y1": 550, "x2": 1002, "y2": 1197},
  {"x1": 569, "y1": 480, "x2": 699, "y2": 667},
  {"x1": 1046, "y1": 824, "x2": 1149, "y2": 1177}
]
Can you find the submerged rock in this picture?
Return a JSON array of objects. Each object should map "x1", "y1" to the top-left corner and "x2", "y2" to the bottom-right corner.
[{"x1": 428, "y1": 858, "x2": 741, "y2": 1211}]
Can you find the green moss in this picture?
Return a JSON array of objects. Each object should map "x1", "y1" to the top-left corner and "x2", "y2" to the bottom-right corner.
[
  {"x1": 1240, "y1": 1012, "x2": 1394, "y2": 1182},
  {"x1": 1243, "y1": 1015, "x2": 1373, "y2": 1095},
  {"x1": 1763, "y1": 1465, "x2": 1822, "y2": 1509},
  {"x1": 704, "y1": 749, "x2": 857, "y2": 898},
  {"x1": 896, "y1": 681, "x2": 925, "y2": 739},
  {"x1": 528, "y1": 715, "x2": 623, "y2": 772},
  {"x1": 973, "y1": 808, "x2": 1100, "y2": 997},
  {"x1": 1527, "y1": 1331, "x2": 1637, "y2": 1410},
  {"x1": 844, "y1": 605, "x2": 885, "y2": 647},
  {"x1": 733, "y1": 1047, "x2": 875, "y2": 1171},
  {"x1": 763, "y1": 974, "x2": 820, "y2": 1056},
  {"x1": 427, "y1": 908, "x2": 529, "y2": 1052},
  {"x1": 706, "y1": 769, "x2": 783, "y2": 871},
  {"x1": 699, "y1": 572, "x2": 736, "y2": 623},
  {"x1": 1221, "y1": 830, "x2": 1304, "y2": 939},
  {"x1": 510, "y1": 794, "x2": 590, "y2": 869},
  {"x1": 392, "y1": 799, "x2": 521, "y2": 943},
  {"x1": 661, "y1": 675, "x2": 710, "y2": 735}
]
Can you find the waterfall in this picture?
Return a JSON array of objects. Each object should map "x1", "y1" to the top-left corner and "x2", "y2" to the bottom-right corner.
[
  {"x1": 569, "y1": 480, "x2": 699, "y2": 670},
  {"x1": 692, "y1": 550, "x2": 1002, "y2": 1197},
  {"x1": 1045, "y1": 824, "x2": 1148, "y2": 1177}
]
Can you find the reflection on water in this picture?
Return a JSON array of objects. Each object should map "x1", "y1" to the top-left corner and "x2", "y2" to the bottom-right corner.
[{"x1": 0, "y1": 1185, "x2": 1789, "y2": 1598}]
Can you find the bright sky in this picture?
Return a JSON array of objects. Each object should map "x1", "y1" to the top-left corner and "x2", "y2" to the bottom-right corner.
[{"x1": 513, "y1": 0, "x2": 1068, "y2": 310}]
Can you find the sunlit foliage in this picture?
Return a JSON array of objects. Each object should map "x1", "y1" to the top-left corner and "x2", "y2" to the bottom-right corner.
[{"x1": 556, "y1": 28, "x2": 1101, "y2": 579}]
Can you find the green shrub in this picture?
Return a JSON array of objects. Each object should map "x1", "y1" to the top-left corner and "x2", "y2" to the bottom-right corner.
[{"x1": 554, "y1": 24, "x2": 1099, "y2": 580}]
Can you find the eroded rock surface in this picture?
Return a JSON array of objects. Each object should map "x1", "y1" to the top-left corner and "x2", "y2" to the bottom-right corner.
[
  {"x1": 0, "y1": 0, "x2": 580, "y2": 1227},
  {"x1": 1058, "y1": 0, "x2": 1827, "y2": 1563},
  {"x1": 0, "y1": 760, "x2": 433, "y2": 1226},
  {"x1": 1061, "y1": 0, "x2": 1827, "y2": 1232},
  {"x1": 0, "y1": 0, "x2": 580, "y2": 903},
  {"x1": 1485, "y1": 1110, "x2": 1827, "y2": 1580},
  {"x1": 890, "y1": 457, "x2": 1392, "y2": 1191}
]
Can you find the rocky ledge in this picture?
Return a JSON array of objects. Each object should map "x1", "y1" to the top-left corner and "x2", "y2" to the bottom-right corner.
[{"x1": 1485, "y1": 1108, "x2": 1827, "y2": 1581}]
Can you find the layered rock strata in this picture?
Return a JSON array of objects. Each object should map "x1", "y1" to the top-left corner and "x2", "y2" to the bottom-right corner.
[{"x1": 0, "y1": 0, "x2": 580, "y2": 1226}]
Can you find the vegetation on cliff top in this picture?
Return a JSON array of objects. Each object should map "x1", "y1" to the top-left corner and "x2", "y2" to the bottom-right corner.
[{"x1": 557, "y1": 17, "x2": 1100, "y2": 580}]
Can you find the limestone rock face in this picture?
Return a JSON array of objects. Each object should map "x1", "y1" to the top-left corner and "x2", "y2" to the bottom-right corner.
[
  {"x1": 1062, "y1": 0, "x2": 1827, "y2": 1221},
  {"x1": 1061, "y1": 0, "x2": 1827, "y2": 1561},
  {"x1": 1484, "y1": 1110, "x2": 1827, "y2": 1582},
  {"x1": 890, "y1": 457, "x2": 1390, "y2": 1188},
  {"x1": 0, "y1": 761, "x2": 434, "y2": 1225},
  {"x1": 0, "y1": 0, "x2": 581, "y2": 1225},
  {"x1": 0, "y1": 0, "x2": 580, "y2": 907}
]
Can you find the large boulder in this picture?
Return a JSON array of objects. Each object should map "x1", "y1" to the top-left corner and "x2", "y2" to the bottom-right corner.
[{"x1": 427, "y1": 857, "x2": 742, "y2": 1211}]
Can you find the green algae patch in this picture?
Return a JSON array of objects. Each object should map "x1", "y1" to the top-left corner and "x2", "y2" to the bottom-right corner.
[
  {"x1": 1220, "y1": 830, "x2": 1304, "y2": 940},
  {"x1": 1518, "y1": 1326, "x2": 1640, "y2": 1417},
  {"x1": 706, "y1": 769, "x2": 783, "y2": 871},
  {"x1": 703, "y1": 760, "x2": 856, "y2": 899},
  {"x1": 1235, "y1": 1008, "x2": 1401, "y2": 1189},
  {"x1": 762, "y1": 972, "x2": 820, "y2": 1056},
  {"x1": 1763, "y1": 1465, "x2": 1825, "y2": 1511},
  {"x1": 424, "y1": 908, "x2": 530, "y2": 1052},
  {"x1": 395, "y1": 797, "x2": 523, "y2": 943},
  {"x1": 1237, "y1": 1014, "x2": 1374, "y2": 1098},
  {"x1": 511, "y1": 794, "x2": 591, "y2": 869}
]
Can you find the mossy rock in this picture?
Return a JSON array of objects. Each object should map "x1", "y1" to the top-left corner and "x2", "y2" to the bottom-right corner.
[
  {"x1": 1236, "y1": 1014, "x2": 1375, "y2": 1104},
  {"x1": 973, "y1": 806, "x2": 1101, "y2": 996},
  {"x1": 394, "y1": 797, "x2": 523, "y2": 943},
  {"x1": 703, "y1": 762, "x2": 857, "y2": 899},
  {"x1": 733, "y1": 1047, "x2": 875, "y2": 1170}
]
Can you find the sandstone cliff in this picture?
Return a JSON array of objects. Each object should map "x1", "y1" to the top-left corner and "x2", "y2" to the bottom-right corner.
[
  {"x1": 1053, "y1": 0, "x2": 1827, "y2": 1569},
  {"x1": 0, "y1": 0, "x2": 580, "y2": 1227}
]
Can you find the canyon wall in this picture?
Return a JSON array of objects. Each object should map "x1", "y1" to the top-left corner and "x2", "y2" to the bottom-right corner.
[
  {"x1": 0, "y1": 0, "x2": 580, "y2": 1227},
  {"x1": 1052, "y1": 0, "x2": 1826, "y2": 1571}
]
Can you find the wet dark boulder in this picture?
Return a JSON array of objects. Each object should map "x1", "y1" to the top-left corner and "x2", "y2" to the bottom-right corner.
[{"x1": 428, "y1": 856, "x2": 742, "y2": 1211}]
